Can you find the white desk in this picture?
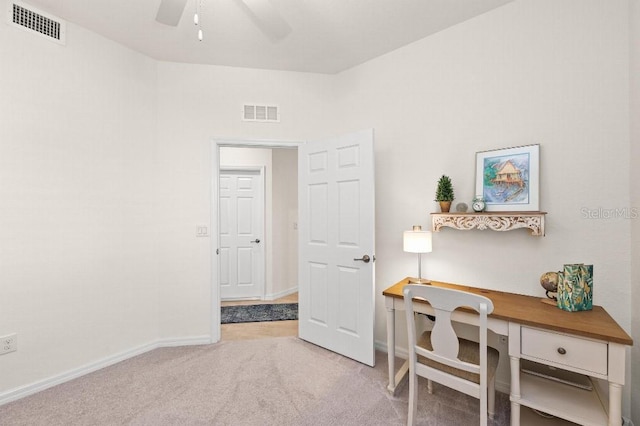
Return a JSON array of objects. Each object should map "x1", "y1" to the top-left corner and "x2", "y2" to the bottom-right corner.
[{"x1": 383, "y1": 278, "x2": 633, "y2": 426}]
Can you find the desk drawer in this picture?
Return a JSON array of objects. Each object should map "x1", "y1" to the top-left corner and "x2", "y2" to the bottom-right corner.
[{"x1": 521, "y1": 327, "x2": 607, "y2": 376}]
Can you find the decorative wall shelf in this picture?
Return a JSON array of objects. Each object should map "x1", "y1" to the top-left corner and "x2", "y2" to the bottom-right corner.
[{"x1": 431, "y1": 211, "x2": 547, "y2": 236}]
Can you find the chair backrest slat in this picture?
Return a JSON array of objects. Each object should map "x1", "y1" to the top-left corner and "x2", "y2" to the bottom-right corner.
[{"x1": 403, "y1": 285, "x2": 494, "y2": 372}]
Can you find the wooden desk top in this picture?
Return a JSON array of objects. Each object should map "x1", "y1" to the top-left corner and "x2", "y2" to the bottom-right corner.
[{"x1": 383, "y1": 278, "x2": 633, "y2": 346}]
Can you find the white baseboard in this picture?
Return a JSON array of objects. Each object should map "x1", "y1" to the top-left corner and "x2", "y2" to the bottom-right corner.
[
  {"x1": 374, "y1": 339, "x2": 409, "y2": 360},
  {"x1": 157, "y1": 335, "x2": 211, "y2": 348},
  {"x1": 495, "y1": 380, "x2": 510, "y2": 394},
  {"x1": 220, "y1": 287, "x2": 298, "y2": 303},
  {"x1": 0, "y1": 335, "x2": 211, "y2": 406},
  {"x1": 265, "y1": 286, "x2": 298, "y2": 301}
]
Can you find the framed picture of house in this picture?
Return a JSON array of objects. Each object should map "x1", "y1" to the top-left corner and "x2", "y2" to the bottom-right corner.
[{"x1": 475, "y1": 144, "x2": 540, "y2": 212}]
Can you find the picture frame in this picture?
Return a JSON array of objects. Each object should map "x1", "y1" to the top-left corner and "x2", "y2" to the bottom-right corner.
[{"x1": 475, "y1": 144, "x2": 539, "y2": 212}]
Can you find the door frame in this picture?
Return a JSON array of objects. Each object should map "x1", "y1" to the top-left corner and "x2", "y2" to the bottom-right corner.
[
  {"x1": 219, "y1": 166, "x2": 265, "y2": 301},
  {"x1": 210, "y1": 138, "x2": 304, "y2": 343}
]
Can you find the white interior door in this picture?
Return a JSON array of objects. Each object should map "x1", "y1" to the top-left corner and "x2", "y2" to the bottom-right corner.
[
  {"x1": 298, "y1": 129, "x2": 375, "y2": 366},
  {"x1": 219, "y1": 168, "x2": 265, "y2": 300}
]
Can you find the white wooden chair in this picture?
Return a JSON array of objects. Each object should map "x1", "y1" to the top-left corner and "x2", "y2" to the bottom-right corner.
[{"x1": 403, "y1": 284, "x2": 499, "y2": 426}]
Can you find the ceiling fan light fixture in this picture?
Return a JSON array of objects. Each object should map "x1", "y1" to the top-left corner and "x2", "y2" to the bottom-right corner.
[
  {"x1": 198, "y1": 28, "x2": 203, "y2": 41},
  {"x1": 193, "y1": 12, "x2": 198, "y2": 25}
]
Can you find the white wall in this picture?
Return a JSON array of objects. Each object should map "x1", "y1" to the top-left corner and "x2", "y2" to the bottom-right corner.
[
  {"x1": 629, "y1": 0, "x2": 640, "y2": 421},
  {"x1": 272, "y1": 149, "x2": 298, "y2": 294},
  {"x1": 0, "y1": 0, "x2": 159, "y2": 396},
  {"x1": 333, "y1": 0, "x2": 633, "y2": 411},
  {"x1": 155, "y1": 63, "x2": 334, "y2": 340}
]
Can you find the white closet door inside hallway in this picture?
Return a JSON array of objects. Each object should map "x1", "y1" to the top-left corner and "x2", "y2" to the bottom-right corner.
[{"x1": 219, "y1": 168, "x2": 265, "y2": 300}]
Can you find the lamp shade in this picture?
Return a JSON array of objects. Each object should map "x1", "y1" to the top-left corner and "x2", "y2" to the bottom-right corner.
[{"x1": 403, "y1": 226, "x2": 432, "y2": 254}]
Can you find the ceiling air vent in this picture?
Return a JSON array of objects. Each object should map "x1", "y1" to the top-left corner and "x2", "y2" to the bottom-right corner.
[
  {"x1": 243, "y1": 104, "x2": 279, "y2": 122},
  {"x1": 8, "y1": 1, "x2": 66, "y2": 45}
]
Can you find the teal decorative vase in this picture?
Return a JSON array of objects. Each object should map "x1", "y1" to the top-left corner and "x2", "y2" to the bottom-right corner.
[{"x1": 557, "y1": 264, "x2": 593, "y2": 312}]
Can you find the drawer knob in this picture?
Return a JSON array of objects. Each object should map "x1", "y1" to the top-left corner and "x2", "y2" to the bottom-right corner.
[{"x1": 557, "y1": 347, "x2": 567, "y2": 355}]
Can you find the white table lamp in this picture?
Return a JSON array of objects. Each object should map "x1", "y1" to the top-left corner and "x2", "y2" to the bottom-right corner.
[{"x1": 403, "y1": 225, "x2": 432, "y2": 284}]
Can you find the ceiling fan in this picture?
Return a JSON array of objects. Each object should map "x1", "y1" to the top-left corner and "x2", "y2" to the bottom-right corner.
[{"x1": 155, "y1": 0, "x2": 292, "y2": 40}]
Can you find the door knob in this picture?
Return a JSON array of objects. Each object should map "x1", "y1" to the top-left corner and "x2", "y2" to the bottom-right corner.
[
  {"x1": 354, "y1": 254, "x2": 371, "y2": 263},
  {"x1": 250, "y1": 239, "x2": 261, "y2": 243}
]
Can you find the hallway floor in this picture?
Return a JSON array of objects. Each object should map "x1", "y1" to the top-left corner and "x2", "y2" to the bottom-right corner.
[{"x1": 221, "y1": 293, "x2": 298, "y2": 341}]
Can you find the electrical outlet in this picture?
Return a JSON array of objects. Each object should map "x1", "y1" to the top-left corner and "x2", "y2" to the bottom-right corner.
[{"x1": 0, "y1": 333, "x2": 17, "y2": 355}]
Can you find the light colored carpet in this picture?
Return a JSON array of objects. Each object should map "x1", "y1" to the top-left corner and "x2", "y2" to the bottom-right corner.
[{"x1": 0, "y1": 337, "x2": 510, "y2": 425}]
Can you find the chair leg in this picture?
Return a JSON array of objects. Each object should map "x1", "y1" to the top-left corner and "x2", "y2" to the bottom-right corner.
[
  {"x1": 488, "y1": 374, "x2": 496, "y2": 420},
  {"x1": 480, "y1": 382, "x2": 488, "y2": 426},
  {"x1": 427, "y1": 379, "x2": 433, "y2": 394},
  {"x1": 407, "y1": 371, "x2": 418, "y2": 426}
]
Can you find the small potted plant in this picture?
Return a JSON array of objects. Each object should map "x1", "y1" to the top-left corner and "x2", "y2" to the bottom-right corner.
[{"x1": 435, "y1": 175, "x2": 455, "y2": 212}]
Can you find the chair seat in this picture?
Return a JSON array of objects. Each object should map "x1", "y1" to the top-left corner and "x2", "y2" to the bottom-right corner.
[{"x1": 417, "y1": 331, "x2": 499, "y2": 384}]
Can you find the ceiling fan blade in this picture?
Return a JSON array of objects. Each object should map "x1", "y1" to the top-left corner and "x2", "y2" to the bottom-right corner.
[
  {"x1": 156, "y1": 0, "x2": 188, "y2": 26},
  {"x1": 237, "y1": 0, "x2": 292, "y2": 41}
]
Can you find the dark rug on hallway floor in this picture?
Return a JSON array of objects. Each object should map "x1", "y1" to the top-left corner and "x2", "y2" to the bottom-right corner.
[{"x1": 221, "y1": 303, "x2": 298, "y2": 324}]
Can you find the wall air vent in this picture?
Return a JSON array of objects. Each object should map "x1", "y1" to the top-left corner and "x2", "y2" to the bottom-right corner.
[
  {"x1": 243, "y1": 104, "x2": 279, "y2": 122},
  {"x1": 8, "y1": 1, "x2": 66, "y2": 45}
]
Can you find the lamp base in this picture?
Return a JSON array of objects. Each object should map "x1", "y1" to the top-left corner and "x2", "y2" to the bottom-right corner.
[{"x1": 408, "y1": 278, "x2": 431, "y2": 285}]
